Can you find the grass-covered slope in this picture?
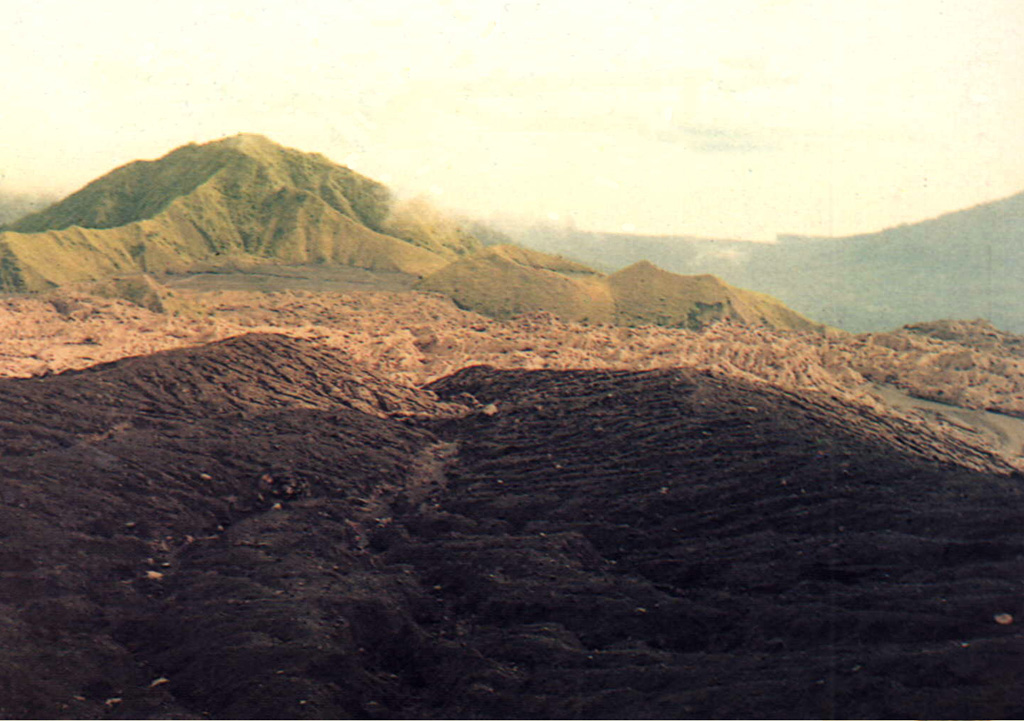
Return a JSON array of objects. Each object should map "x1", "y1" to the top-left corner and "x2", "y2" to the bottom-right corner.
[
  {"x1": 10, "y1": 135, "x2": 395, "y2": 235},
  {"x1": 416, "y1": 244, "x2": 616, "y2": 322},
  {"x1": 418, "y1": 247, "x2": 823, "y2": 331},
  {"x1": 0, "y1": 135, "x2": 479, "y2": 290}
]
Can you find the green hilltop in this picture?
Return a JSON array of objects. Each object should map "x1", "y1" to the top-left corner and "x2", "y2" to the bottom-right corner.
[{"x1": 0, "y1": 134, "x2": 480, "y2": 290}]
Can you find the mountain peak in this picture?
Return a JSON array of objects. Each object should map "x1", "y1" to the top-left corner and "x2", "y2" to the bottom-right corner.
[
  {"x1": 213, "y1": 133, "x2": 282, "y2": 159},
  {"x1": 614, "y1": 260, "x2": 723, "y2": 286},
  {"x1": 7, "y1": 134, "x2": 376, "y2": 235},
  {"x1": 620, "y1": 259, "x2": 659, "y2": 273},
  {"x1": 208, "y1": 133, "x2": 329, "y2": 167},
  {"x1": 218, "y1": 132, "x2": 277, "y2": 149},
  {"x1": 0, "y1": 136, "x2": 496, "y2": 289}
]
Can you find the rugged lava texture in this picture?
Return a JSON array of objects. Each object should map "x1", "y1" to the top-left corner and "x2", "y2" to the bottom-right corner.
[{"x1": 1, "y1": 334, "x2": 1023, "y2": 718}]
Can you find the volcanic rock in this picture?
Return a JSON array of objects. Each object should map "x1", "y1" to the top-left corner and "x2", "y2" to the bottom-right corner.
[{"x1": 1, "y1": 335, "x2": 1023, "y2": 718}]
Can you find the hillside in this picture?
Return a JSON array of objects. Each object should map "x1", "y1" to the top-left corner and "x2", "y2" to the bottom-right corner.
[
  {"x1": 377, "y1": 195, "x2": 482, "y2": 258},
  {"x1": 608, "y1": 260, "x2": 824, "y2": 331},
  {"x1": 768, "y1": 191, "x2": 1024, "y2": 331},
  {"x1": 416, "y1": 244, "x2": 616, "y2": 323},
  {"x1": 514, "y1": 191, "x2": 1024, "y2": 333},
  {"x1": 0, "y1": 135, "x2": 483, "y2": 290},
  {"x1": 418, "y1": 247, "x2": 823, "y2": 331},
  {"x1": 0, "y1": 331, "x2": 1022, "y2": 718},
  {"x1": 1, "y1": 137, "x2": 826, "y2": 333}
]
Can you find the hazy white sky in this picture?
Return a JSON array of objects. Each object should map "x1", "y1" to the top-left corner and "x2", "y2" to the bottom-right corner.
[{"x1": 2, "y1": 0, "x2": 1022, "y2": 239}]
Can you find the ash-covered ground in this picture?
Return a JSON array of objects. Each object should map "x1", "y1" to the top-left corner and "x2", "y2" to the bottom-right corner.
[{"x1": 1, "y1": 333, "x2": 1023, "y2": 718}]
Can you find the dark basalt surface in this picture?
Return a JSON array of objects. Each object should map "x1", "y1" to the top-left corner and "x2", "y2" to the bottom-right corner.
[{"x1": 1, "y1": 335, "x2": 1023, "y2": 718}]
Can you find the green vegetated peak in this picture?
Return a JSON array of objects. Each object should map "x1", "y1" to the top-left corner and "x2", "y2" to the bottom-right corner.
[
  {"x1": 10, "y1": 134, "x2": 393, "y2": 234},
  {"x1": 0, "y1": 135, "x2": 487, "y2": 291}
]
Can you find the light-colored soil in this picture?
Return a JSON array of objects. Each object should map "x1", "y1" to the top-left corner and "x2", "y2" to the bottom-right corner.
[
  {"x1": 2, "y1": 286, "x2": 1022, "y2": 468},
  {"x1": 871, "y1": 382, "x2": 1024, "y2": 457}
]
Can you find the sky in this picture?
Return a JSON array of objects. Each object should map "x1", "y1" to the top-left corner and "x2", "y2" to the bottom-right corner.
[{"x1": 2, "y1": 0, "x2": 1022, "y2": 240}]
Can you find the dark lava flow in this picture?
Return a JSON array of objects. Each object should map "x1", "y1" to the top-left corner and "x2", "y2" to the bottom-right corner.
[{"x1": 1, "y1": 334, "x2": 1022, "y2": 719}]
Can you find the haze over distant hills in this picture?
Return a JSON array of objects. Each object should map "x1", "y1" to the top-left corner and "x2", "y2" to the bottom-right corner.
[
  {"x1": 0, "y1": 135, "x2": 822, "y2": 333},
  {"x1": 514, "y1": 191, "x2": 1024, "y2": 333},
  {"x1": 0, "y1": 191, "x2": 53, "y2": 227}
]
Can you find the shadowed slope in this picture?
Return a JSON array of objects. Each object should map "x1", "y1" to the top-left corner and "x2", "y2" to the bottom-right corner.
[
  {"x1": 0, "y1": 336, "x2": 1023, "y2": 718},
  {"x1": 419, "y1": 366, "x2": 1024, "y2": 718},
  {"x1": 0, "y1": 333, "x2": 461, "y2": 718}
]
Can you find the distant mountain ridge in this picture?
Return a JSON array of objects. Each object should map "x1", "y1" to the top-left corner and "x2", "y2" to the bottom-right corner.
[
  {"x1": 515, "y1": 191, "x2": 1024, "y2": 333},
  {"x1": 0, "y1": 135, "x2": 825, "y2": 333},
  {"x1": 0, "y1": 134, "x2": 481, "y2": 290}
]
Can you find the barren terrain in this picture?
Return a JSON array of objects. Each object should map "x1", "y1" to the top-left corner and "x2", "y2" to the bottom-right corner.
[
  {"x1": 3, "y1": 284, "x2": 1023, "y2": 469},
  {"x1": 0, "y1": 330, "x2": 1022, "y2": 718}
]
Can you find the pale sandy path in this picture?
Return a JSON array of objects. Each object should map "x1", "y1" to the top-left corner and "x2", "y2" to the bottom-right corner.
[{"x1": 871, "y1": 382, "x2": 1024, "y2": 458}]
